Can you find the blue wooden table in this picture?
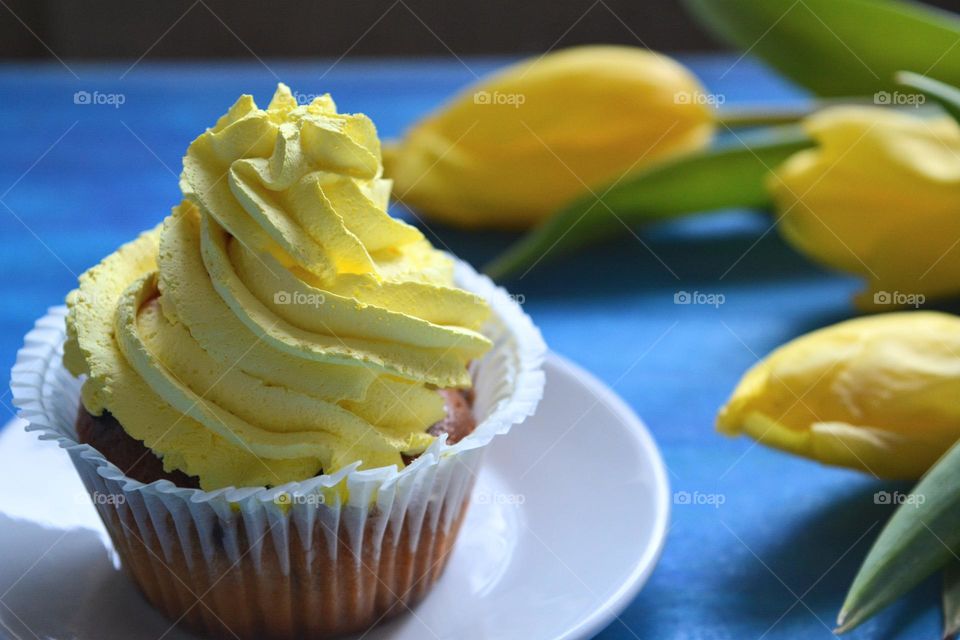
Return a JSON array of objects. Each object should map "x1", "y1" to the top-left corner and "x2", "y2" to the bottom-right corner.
[{"x1": 0, "y1": 56, "x2": 945, "y2": 639}]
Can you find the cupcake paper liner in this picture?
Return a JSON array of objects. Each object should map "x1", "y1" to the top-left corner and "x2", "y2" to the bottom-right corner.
[{"x1": 11, "y1": 258, "x2": 545, "y2": 639}]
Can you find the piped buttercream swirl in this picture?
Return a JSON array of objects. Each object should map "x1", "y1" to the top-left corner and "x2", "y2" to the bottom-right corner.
[{"x1": 64, "y1": 84, "x2": 492, "y2": 490}]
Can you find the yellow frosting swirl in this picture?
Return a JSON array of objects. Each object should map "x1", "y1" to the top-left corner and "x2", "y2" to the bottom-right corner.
[{"x1": 64, "y1": 84, "x2": 492, "y2": 490}]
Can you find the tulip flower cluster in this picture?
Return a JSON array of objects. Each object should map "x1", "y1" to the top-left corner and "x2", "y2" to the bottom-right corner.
[{"x1": 388, "y1": 44, "x2": 960, "y2": 487}]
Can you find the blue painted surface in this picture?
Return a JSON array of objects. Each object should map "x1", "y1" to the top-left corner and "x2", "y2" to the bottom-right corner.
[{"x1": 0, "y1": 55, "x2": 946, "y2": 639}]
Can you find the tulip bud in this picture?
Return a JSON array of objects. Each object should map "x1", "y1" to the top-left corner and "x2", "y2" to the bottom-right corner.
[
  {"x1": 768, "y1": 106, "x2": 960, "y2": 310},
  {"x1": 718, "y1": 311, "x2": 960, "y2": 480},
  {"x1": 384, "y1": 45, "x2": 715, "y2": 229}
]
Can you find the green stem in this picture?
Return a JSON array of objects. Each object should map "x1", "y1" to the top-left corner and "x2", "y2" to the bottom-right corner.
[
  {"x1": 716, "y1": 97, "x2": 895, "y2": 128},
  {"x1": 897, "y1": 71, "x2": 960, "y2": 126},
  {"x1": 945, "y1": 561, "x2": 960, "y2": 640},
  {"x1": 715, "y1": 104, "x2": 817, "y2": 127},
  {"x1": 483, "y1": 125, "x2": 813, "y2": 280}
]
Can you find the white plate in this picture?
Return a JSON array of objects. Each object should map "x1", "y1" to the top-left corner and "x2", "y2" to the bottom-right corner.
[{"x1": 0, "y1": 352, "x2": 669, "y2": 640}]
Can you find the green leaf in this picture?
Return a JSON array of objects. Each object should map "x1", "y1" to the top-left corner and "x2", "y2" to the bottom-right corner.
[
  {"x1": 682, "y1": 0, "x2": 960, "y2": 96},
  {"x1": 837, "y1": 439, "x2": 960, "y2": 634},
  {"x1": 896, "y1": 70, "x2": 960, "y2": 125},
  {"x1": 483, "y1": 125, "x2": 812, "y2": 280},
  {"x1": 944, "y1": 561, "x2": 960, "y2": 639}
]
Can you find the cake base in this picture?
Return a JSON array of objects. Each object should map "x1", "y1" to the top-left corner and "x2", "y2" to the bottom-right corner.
[
  {"x1": 95, "y1": 482, "x2": 472, "y2": 639},
  {"x1": 73, "y1": 390, "x2": 479, "y2": 639}
]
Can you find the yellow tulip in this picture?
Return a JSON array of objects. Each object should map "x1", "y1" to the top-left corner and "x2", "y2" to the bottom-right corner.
[
  {"x1": 384, "y1": 45, "x2": 715, "y2": 229},
  {"x1": 768, "y1": 106, "x2": 960, "y2": 310},
  {"x1": 718, "y1": 312, "x2": 960, "y2": 480}
]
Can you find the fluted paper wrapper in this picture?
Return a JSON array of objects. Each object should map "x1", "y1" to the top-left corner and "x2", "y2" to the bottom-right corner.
[{"x1": 11, "y1": 260, "x2": 545, "y2": 639}]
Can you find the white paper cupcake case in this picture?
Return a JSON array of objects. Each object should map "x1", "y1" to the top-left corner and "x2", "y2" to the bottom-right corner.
[{"x1": 11, "y1": 259, "x2": 545, "y2": 639}]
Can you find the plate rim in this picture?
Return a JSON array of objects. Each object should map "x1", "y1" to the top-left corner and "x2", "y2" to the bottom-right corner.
[{"x1": 540, "y1": 351, "x2": 671, "y2": 640}]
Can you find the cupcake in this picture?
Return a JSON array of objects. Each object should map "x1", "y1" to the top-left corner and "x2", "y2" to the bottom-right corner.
[{"x1": 12, "y1": 84, "x2": 544, "y2": 639}]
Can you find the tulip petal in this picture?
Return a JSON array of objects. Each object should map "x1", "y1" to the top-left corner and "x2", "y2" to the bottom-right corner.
[
  {"x1": 718, "y1": 311, "x2": 960, "y2": 480},
  {"x1": 768, "y1": 106, "x2": 960, "y2": 308},
  {"x1": 386, "y1": 45, "x2": 714, "y2": 229}
]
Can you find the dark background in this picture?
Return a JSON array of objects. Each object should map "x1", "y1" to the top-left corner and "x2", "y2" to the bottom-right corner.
[{"x1": 2, "y1": 0, "x2": 957, "y2": 59}]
